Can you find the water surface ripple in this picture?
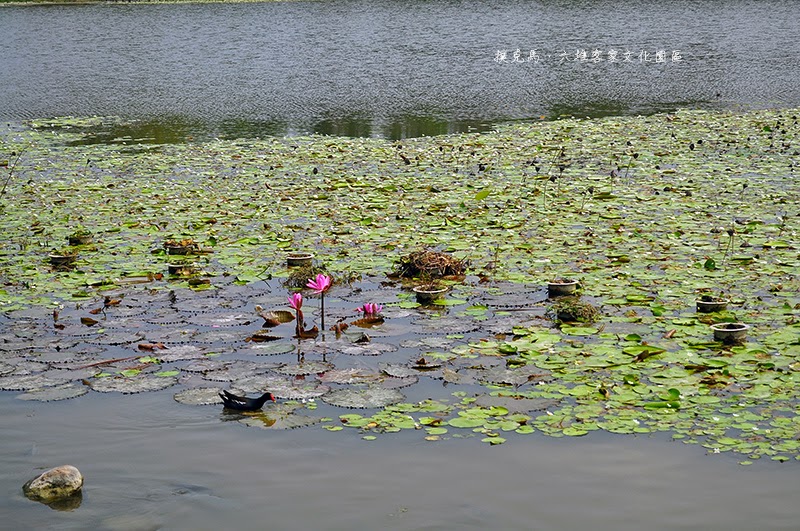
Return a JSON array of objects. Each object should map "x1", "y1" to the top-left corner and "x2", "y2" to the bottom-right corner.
[{"x1": 1, "y1": 0, "x2": 799, "y2": 139}]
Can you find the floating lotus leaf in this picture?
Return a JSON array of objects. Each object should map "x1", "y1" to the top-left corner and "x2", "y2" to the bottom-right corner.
[
  {"x1": 193, "y1": 330, "x2": 243, "y2": 344},
  {"x1": 322, "y1": 387, "x2": 405, "y2": 408},
  {"x1": 109, "y1": 305, "x2": 149, "y2": 318},
  {"x1": 410, "y1": 356, "x2": 443, "y2": 370},
  {"x1": 381, "y1": 375, "x2": 419, "y2": 389},
  {"x1": 559, "y1": 326, "x2": 599, "y2": 336},
  {"x1": 0, "y1": 373, "x2": 71, "y2": 391},
  {"x1": 441, "y1": 368, "x2": 476, "y2": 384},
  {"x1": 274, "y1": 361, "x2": 333, "y2": 376},
  {"x1": 479, "y1": 367, "x2": 544, "y2": 386},
  {"x1": 145, "y1": 309, "x2": 186, "y2": 325},
  {"x1": 42, "y1": 367, "x2": 101, "y2": 380},
  {"x1": 34, "y1": 348, "x2": 103, "y2": 366},
  {"x1": 483, "y1": 315, "x2": 541, "y2": 335},
  {"x1": 340, "y1": 342, "x2": 398, "y2": 356},
  {"x1": 415, "y1": 317, "x2": 480, "y2": 335},
  {"x1": 88, "y1": 331, "x2": 146, "y2": 345},
  {"x1": 232, "y1": 374, "x2": 292, "y2": 394},
  {"x1": 257, "y1": 310, "x2": 295, "y2": 326},
  {"x1": 90, "y1": 375, "x2": 178, "y2": 394},
  {"x1": 245, "y1": 330, "x2": 283, "y2": 342},
  {"x1": 238, "y1": 342, "x2": 296, "y2": 356},
  {"x1": 481, "y1": 291, "x2": 547, "y2": 309},
  {"x1": 191, "y1": 313, "x2": 253, "y2": 327},
  {"x1": 7, "y1": 359, "x2": 49, "y2": 374},
  {"x1": 157, "y1": 328, "x2": 200, "y2": 344},
  {"x1": 348, "y1": 316, "x2": 383, "y2": 329},
  {"x1": 16, "y1": 383, "x2": 89, "y2": 402},
  {"x1": 202, "y1": 361, "x2": 270, "y2": 382},
  {"x1": 400, "y1": 337, "x2": 454, "y2": 349},
  {"x1": 266, "y1": 380, "x2": 331, "y2": 400},
  {"x1": 183, "y1": 359, "x2": 227, "y2": 373},
  {"x1": 152, "y1": 345, "x2": 207, "y2": 362},
  {"x1": 173, "y1": 387, "x2": 224, "y2": 405},
  {"x1": 474, "y1": 394, "x2": 559, "y2": 413},
  {"x1": 378, "y1": 363, "x2": 416, "y2": 378},
  {"x1": 0, "y1": 341, "x2": 35, "y2": 354},
  {"x1": 55, "y1": 325, "x2": 102, "y2": 338},
  {"x1": 319, "y1": 368, "x2": 383, "y2": 384},
  {"x1": 175, "y1": 299, "x2": 245, "y2": 314}
]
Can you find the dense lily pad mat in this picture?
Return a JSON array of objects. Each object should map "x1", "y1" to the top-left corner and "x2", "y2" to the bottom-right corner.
[{"x1": 0, "y1": 109, "x2": 798, "y2": 463}]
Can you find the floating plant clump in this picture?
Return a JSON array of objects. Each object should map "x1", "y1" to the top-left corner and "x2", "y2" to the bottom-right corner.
[
  {"x1": 395, "y1": 249, "x2": 467, "y2": 279},
  {"x1": 550, "y1": 297, "x2": 600, "y2": 323}
]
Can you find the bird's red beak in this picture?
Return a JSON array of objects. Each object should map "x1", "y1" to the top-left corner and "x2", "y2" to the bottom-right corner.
[{"x1": 271, "y1": 395, "x2": 276, "y2": 402}]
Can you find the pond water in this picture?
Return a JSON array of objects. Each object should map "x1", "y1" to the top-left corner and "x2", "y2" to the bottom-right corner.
[
  {"x1": 4, "y1": 392, "x2": 800, "y2": 530},
  {"x1": 1, "y1": 276, "x2": 799, "y2": 529},
  {"x1": 1, "y1": 0, "x2": 800, "y2": 140}
]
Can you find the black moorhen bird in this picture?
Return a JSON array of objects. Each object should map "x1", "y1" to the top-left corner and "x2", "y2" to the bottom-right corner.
[{"x1": 219, "y1": 389, "x2": 275, "y2": 411}]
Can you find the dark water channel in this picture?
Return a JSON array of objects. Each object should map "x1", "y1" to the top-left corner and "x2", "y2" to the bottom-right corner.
[{"x1": 1, "y1": 0, "x2": 800, "y2": 141}]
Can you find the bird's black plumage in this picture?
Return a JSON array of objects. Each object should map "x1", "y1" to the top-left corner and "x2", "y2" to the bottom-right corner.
[{"x1": 219, "y1": 389, "x2": 275, "y2": 411}]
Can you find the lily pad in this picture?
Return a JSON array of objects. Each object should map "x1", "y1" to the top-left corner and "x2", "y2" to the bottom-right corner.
[
  {"x1": 90, "y1": 375, "x2": 178, "y2": 394},
  {"x1": 173, "y1": 386, "x2": 225, "y2": 406},
  {"x1": 322, "y1": 388, "x2": 405, "y2": 408},
  {"x1": 274, "y1": 361, "x2": 333, "y2": 376},
  {"x1": 16, "y1": 383, "x2": 90, "y2": 402}
]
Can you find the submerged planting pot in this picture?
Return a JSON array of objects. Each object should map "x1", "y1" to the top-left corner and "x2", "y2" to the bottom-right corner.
[
  {"x1": 67, "y1": 233, "x2": 93, "y2": 246},
  {"x1": 165, "y1": 244, "x2": 193, "y2": 255},
  {"x1": 167, "y1": 263, "x2": 197, "y2": 276},
  {"x1": 711, "y1": 322, "x2": 749, "y2": 344},
  {"x1": 547, "y1": 279, "x2": 579, "y2": 298},
  {"x1": 413, "y1": 285, "x2": 448, "y2": 304},
  {"x1": 49, "y1": 253, "x2": 77, "y2": 267},
  {"x1": 287, "y1": 252, "x2": 314, "y2": 267},
  {"x1": 696, "y1": 298, "x2": 730, "y2": 313}
]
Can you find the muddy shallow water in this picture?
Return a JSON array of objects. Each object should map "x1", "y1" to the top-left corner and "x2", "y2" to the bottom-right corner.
[{"x1": 3, "y1": 390, "x2": 799, "y2": 530}]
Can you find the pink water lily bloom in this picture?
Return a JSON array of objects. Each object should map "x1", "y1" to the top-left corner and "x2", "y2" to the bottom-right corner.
[
  {"x1": 356, "y1": 303, "x2": 383, "y2": 316},
  {"x1": 288, "y1": 292, "x2": 303, "y2": 311},
  {"x1": 306, "y1": 274, "x2": 332, "y2": 294}
]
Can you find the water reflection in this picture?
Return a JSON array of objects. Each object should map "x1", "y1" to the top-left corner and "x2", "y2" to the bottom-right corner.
[{"x1": 66, "y1": 114, "x2": 500, "y2": 145}]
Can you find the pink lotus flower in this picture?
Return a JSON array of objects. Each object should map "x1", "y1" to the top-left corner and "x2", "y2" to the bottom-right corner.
[
  {"x1": 305, "y1": 274, "x2": 332, "y2": 331},
  {"x1": 288, "y1": 293, "x2": 303, "y2": 311},
  {"x1": 306, "y1": 274, "x2": 332, "y2": 294},
  {"x1": 356, "y1": 303, "x2": 383, "y2": 316}
]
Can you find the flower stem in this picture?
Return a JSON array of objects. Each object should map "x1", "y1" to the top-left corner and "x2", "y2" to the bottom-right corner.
[{"x1": 320, "y1": 293, "x2": 326, "y2": 331}]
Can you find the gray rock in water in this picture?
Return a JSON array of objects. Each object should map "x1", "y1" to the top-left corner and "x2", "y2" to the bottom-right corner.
[{"x1": 23, "y1": 465, "x2": 84, "y2": 503}]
